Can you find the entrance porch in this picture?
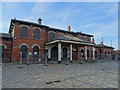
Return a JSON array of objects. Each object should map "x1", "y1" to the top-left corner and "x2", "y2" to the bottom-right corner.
[{"x1": 45, "y1": 39, "x2": 95, "y2": 63}]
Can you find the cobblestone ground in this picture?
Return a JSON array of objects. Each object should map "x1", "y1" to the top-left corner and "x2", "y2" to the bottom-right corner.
[{"x1": 2, "y1": 60, "x2": 118, "y2": 88}]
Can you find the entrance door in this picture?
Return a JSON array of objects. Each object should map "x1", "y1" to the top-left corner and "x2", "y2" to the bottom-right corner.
[
  {"x1": 51, "y1": 47, "x2": 58, "y2": 60},
  {"x1": 63, "y1": 48, "x2": 67, "y2": 59}
]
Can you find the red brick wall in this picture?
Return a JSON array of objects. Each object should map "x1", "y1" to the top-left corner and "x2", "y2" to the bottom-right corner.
[
  {"x1": 11, "y1": 25, "x2": 46, "y2": 62},
  {"x1": 1, "y1": 38, "x2": 12, "y2": 62}
]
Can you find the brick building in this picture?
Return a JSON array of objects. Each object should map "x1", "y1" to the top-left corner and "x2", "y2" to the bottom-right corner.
[{"x1": 0, "y1": 18, "x2": 115, "y2": 63}]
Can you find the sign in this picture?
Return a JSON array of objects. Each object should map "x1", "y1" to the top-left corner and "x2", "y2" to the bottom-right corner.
[
  {"x1": 29, "y1": 52, "x2": 32, "y2": 55},
  {"x1": 34, "y1": 52, "x2": 37, "y2": 55}
]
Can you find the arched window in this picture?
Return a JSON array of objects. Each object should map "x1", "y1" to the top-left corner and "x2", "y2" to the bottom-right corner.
[
  {"x1": 51, "y1": 47, "x2": 58, "y2": 59},
  {"x1": 87, "y1": 49, "x2": 90, "y2": 57},
  {"x1": 34, "y1": 28, "x2": 40, "y2": 39},
  {"x1": 20, "y1": 45, "x2": 28, "y2": 58},
  {"x1": 33, "y1": 46, "x2": 39, "y2": 58},
  {"x1": 105, "y1": 51, "x2": 107, "y2": 57},
  {"x1": 50, "y1": 32, "x2": 55, "y2": 40},
  {"x1": 81, "y1": 49, "x2": 84, "y2": 57},
  {"x1": 0, "y1": 45, "x2": 5, "y2": 58},
  {"x1": 86, "y1": 37, "x2": 89, "y2": 41},
  {"x1": 21, "y1": 26, "x2": 28, "y2": 38},
  {"x1": 108, "y1": 52, "x2": 110, "y2": 54}
]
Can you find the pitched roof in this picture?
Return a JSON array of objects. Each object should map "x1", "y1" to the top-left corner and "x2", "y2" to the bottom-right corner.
[
  {"x1": 0, "y1": 33, "x2": 12, "y2": 39},
  {"x1": 9, "y1": 19, "x2": 93, "y2": 37},
  {"x1": 54, "y1": 34, "x2": 93, "y2": 44},
  {"x1": 95, "y1": 44, "x2": 114, "y2": 49}
]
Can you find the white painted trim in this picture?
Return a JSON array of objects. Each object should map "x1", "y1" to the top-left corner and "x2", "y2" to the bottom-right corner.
[
  {"x1": 45, "y1": 40, "x2": 94, "y2": 46},
  {"x1": 31, "y1": 44, "x2": 40, "y2": 49},
  {"x1": 0, "y1": 44, "x2": 7, "y2": 48},
  {"x1": 33, "y1": 27, "x2": 42, "y2": 30},
  {"x1": 19, "y1": 43, "x2": 29, "y2": 48},
  {"x1": 48, "y1": 31, "x2": 55, "y2": 33},
  {"x1": 20, "y1": 25, "x2": 29, "y2": 28}
]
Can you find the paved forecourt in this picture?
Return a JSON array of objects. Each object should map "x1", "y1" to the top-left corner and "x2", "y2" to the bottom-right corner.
[{"x1": 2, "y1": 60, "x2": 118, "y2": 88}]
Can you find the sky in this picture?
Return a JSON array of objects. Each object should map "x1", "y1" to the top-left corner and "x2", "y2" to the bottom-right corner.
[{"x1": 1, "y1": 2, "x2": 118, "y2": 50}]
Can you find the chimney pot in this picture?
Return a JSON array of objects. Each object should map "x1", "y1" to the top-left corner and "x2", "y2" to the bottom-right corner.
[
  {"x1": 67, "y1": 25, "x2": 71, "y2": 31},
  {"x1": 38, "y1": 18, "x2": 42, "y2": 24}
]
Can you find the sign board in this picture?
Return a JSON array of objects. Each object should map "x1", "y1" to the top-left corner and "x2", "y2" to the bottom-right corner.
[
  {"x1": 29, "y1": 52, "x2": 32, "y2": 55},
  {"x1": 34, "y1": 52, "x2": 37, "y2": 55},
  {"x1": 39, "y1": 59, "x2": 41, "y2": 61}
]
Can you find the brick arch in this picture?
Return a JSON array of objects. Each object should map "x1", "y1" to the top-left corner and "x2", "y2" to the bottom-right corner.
[
  {"x1": 31, "y1": 44, "x2": 40, "y2": 49},
  {"x1": 19, "y1": 43, "x2": 29, "y2": 48}
]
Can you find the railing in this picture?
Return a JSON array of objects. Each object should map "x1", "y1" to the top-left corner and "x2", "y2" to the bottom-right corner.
[{"x1": 1, "y1": 51, "x2": 120, "y2": 64}]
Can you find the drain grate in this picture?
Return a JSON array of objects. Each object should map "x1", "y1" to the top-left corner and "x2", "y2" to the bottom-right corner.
[
  {"x1": 45, "y1": 82, "x2": 53, "y2": 84},
  {"x1": 53, "y1": 80, "x2": 61, "y2": 83},
  {"x1": 46, "y1": 80, "x2": 61, "y2": 84}
]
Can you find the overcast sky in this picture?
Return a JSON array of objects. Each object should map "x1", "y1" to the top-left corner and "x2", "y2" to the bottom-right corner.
[{"x1": 1, "y1": 2, "x2": 118, "y2": 49}]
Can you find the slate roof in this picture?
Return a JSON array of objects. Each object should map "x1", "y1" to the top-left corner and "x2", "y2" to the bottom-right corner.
[
  {"x1": 54, "y1": 34, "x2": 94, "y2": 44},
  {"x1": 0, "y1": 33, "x2": 12, "y2": 39},
  {"x1": 9, "y1": 19, "x2": 93, "y2": 37},
  {"x1": 95, "y1": 44, "x2": 114, "y2": 49}
]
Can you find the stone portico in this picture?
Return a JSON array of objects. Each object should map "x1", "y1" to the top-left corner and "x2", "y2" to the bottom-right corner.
[{"x1": 45, "y1": 34, "x2": 95, "y2": 63}]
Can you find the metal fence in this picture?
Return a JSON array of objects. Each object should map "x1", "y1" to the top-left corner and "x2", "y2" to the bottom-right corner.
[
  {"x1": 1, "y1": 51, "x2": 46, "y2": 64},
  {"x1": 1, "y1": 51, "x2": 120, "y2": 64}
]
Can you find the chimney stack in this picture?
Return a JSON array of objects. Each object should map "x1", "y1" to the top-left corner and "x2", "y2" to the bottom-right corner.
[
  {"x1": 92, "y1": 38, "x2": 95, "y2": 43},
  {"x1": 38, "y1": 18, "x2": 42, "y2": 24},
  {"x1": 67, "y1": 25, "x2": 71, "y2": 31}
]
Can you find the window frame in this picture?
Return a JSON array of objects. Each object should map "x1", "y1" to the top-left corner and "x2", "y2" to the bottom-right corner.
[
  {"x1": 34, "y1": 28, "x2": 40, "y2": 39},
  {"x1": 21, "y1": 26, "x2": 28, "y2": 38}
]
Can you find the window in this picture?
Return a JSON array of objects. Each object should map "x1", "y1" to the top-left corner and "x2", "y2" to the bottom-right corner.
[
  {"x1": 81, "y1": 49, "x2": 84, "y2": 57},
  {"x1": 33, "y1": 46, "x2": 39, "y2": 58},
  {"x1": 86, "y1": 37, "x2": 89, "y2": 41},
  {"x1": 0, "y1": 45, "x2": 5, "y2": 58},
  {"x1": 105, "y1": 51, "x2": 107, "y2": 57},
  {"x1": 21, "y1": 26, "x2": 27, "y2": 38},
  {"x1": 34, "y1": 28, "x2": 39, "y2": 39},
  {"x1": 50, "y1": 32, "x2": 55, "y2": 40},
  {"x1": 20, "y1": 45, "x2": 28, "y2": 58},
  {"x1": 81, "y1": 36, "x2": 84, "y2": 40}
]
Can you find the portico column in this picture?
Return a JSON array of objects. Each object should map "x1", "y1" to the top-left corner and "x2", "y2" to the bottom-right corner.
[
  {"x1": 48, "y1": 49, "x2": 51, "y2": 58},
  {"x1": 58, "y1": 42, "x2": 61, "y2": 63},
  {"x1": 92, "y1": 46, "x2": 95, "y2": 60},
  {"x1": 70, "y1": 44, "x2": 72, "y2": 62},
  {"x1": 85, "y1": 46, "x2": 87, "y2": 60}
]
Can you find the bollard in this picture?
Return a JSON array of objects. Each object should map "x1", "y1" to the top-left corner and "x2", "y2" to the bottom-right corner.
[
  {"x1": 27, "y1": 52, "x2": 29, "y2": 65},
  {"x1": 66, "y1": 58, "x2": 68, "y2": 65},
  {"x1": 19, "y1": 52, "x2": 22, "y2": 68}
]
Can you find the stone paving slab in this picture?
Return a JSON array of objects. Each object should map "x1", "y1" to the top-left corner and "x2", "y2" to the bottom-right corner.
[{"x1": 2, "y1": 60, "x2": 118, "y2": 88}]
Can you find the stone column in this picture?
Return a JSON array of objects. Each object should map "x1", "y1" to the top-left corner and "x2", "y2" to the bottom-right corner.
[
  {"x1": 48, "y1": 49, "x2": 51, "y2": 58},
  {"x1": 70, "y1": 44, "x2": 72, "y2": 62},
  {"x1": 85, "y1": 46, "x2": 87, "y2": 60},
  {"x1": 58, "y1": 42, "x2": 61, "y2": 63},
  {"x1": 92, "y1": 46, "x2": 95, "y2": 60}
]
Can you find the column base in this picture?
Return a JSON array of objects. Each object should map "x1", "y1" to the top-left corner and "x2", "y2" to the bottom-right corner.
[{"x1": 58, "y1": 61, "x2": 61, "y2": 64}]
